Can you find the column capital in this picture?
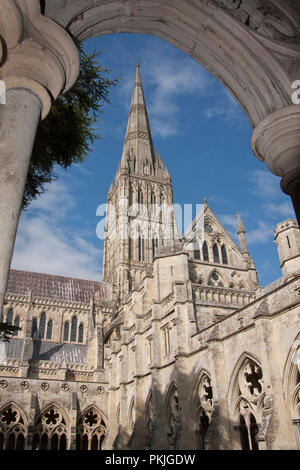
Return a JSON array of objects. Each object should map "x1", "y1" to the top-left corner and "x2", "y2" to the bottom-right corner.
[
  {"x1": 0, "y1": 0, "x2": 80, "y2": 118},
  {"x1": 251, "y1": 105, "x2": 300, "y2": 177}
]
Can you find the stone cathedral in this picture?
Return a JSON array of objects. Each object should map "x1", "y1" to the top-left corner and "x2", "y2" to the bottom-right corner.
[{"x1": 0, "y1": 64, "x2": 300, "y2": 451}]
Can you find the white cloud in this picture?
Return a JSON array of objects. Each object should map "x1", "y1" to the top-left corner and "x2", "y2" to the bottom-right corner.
[
  {"x1": 12, "y1": 181, "x2": 102, "y2": 281},
  {"x1": 117, "y1": 47, "x2": 212, "y2": 138},
  {"x1": 263, "y1": 202, "x2": 294, "y2": 218},
  {"x1": 219, "y1": 214, "x2": 237, "y2": 228},
  {"x1": 247, "y1": 221, "x2": 274, "y2": 245},
  {"x1": 202, "y1": 88, "x2": 245, "y2": 124},
  {"x1": 250, "y1": 170, "x2": 281, "y2": 199}
]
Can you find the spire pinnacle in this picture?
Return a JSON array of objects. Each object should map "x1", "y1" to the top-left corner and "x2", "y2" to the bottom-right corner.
[
  {"x1": 237, "y1": 211, "x2": 248, "y2": 254},
  {"x1": 237, "y1": 210, "x2": 245, "y2": 234},
  {"x1": 120, "y1": 64, "x2": 155, "y2": 173}
]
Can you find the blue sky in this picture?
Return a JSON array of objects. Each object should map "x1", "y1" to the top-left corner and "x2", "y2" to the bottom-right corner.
[{"x1": 11, "y1": 34, "x2": 295, "y2": 286}]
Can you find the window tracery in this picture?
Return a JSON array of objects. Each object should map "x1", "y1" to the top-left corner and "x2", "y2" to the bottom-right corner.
[
  {"x1": 32, "y1": 405, "x2": 68, "y2": 450},
  {"x1": 197, "y1": 374, "x2": 213, "y2": 449},
  {"x1": 208, "y1": 271, "x2": 225, "y2": 287},
  {"x1": 166, "y1": 386, "x2": 181, "y2": 449},
  {"x1": 0, "y1": 404, "x2": 27, "y2": 450},
  {"x1": 230, "y1": 357, "x2": 266, "y2": 450},
  {"x1": 284, "y1": 337, "x2": 300, "y2": 447},
  {"x1": 76, "y1": 407, "x2": 107, "y2": 450}
]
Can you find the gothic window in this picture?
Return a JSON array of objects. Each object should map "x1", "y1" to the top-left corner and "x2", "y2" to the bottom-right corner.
[
  {"x1": 129, "y1": 184, "x2": 133, "y2": 207},
  {"x1": 283, "y1": 336, "x2": 300, "y2": 448},
  {"x1": 152, "y1": 238, "x2": 158, "y2": 259},
  {"x1": 46, "y1": 320, "x2": 53, "y2": 340},
  {"x1": 0, "y1": 404, "x2": 27, "y2": 450},
  {"x1": 63, "y1": 322, "x2": 69, "y2": 342},
  {"x1": 238, "y1": 406, "x2": 259, "y2": 450},
  {"x1": 78, "y1": 324, "x2": 84, "y2": 344},
  {"x1": 70, "y1": 316, "x2": 77, "y2": 342},
  {"x1": 138, "y1": 235, "x2": 145, "y2": 262},
  {"x1": 31, "y1": 318, "x2": 38, "y2": 339},
  {"x1": 213, "y1": 244, "x2": 220, "y2": 263},
  {"x1": 32, "y1": 405, "x2": 68, "y2": 450},
  {"x1": 165, "y1": 386, "x2": 180, "y2": 450},
  {"x1": 221, "y1": 245, "x2": 228, "y2": 265},
  {"x1": 138, "y1": 189, "x2": 144, "y2": 207},
  {"x1": 13, "y1": 316, "x2": 20, "y2": 337},
  {"x1": 230, "y1": 356, "x2": 265, "y2": 450},
  {"x1": 145, "y1": 394, "x2": 155, "y2": 449},
  {"x1": 76, "y1": 408, "x2": 107, "y2": 450},
  {"x1": 203, "y1": 242, "x2": 209, "y2": 262},
  {"x1": 208, "y1": 271, "x2": 225, "y2": 288},
  {"x1": 197, "y1": 373, "x2": 213, "y2": 449},
  {"x1": 129, "y1": 237, "x2": 132, "y2": 261},
  {"x1": 39, "y1": 313, "x2": 46, "y2": 339},
  {"x1": 6, "y1": 308, "x2": 13, "y2": 325},
  {"x1": 133, "y1": 157, "x2": 136, "y2": 173},
  {"x1": 204, "y1": 223, "x2": 213, "y2": 235},
  {"x1": 194, "y1": 241, "x2": 201, "y2": 260}
]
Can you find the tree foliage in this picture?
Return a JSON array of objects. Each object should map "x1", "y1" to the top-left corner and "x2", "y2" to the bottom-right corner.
[
  {"x1": 22, "y1": 45, "x2": 119, "y2": 209},
  {"x1": 0, "y1": 323, "x2": 20, "y2": 342}
]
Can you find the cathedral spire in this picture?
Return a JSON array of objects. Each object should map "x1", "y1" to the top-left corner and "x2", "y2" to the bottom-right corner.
[{"x1": 121, "y1": 63, "x2": 156, "y2": 174}]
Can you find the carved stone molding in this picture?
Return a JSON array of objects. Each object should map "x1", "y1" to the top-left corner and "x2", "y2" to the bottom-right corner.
[
  {"x1": 251, "y1": 105, "x2": 300, "y2": 178},
  {"x1": 0, "y1": 0, "x2": 79, "y2": 118}
]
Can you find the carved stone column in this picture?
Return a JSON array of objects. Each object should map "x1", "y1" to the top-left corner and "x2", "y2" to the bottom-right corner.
[
  {"x1": 251, "y1": 105, "x2": 300, "y2": 226},
  {"x1": 0, "y1": 0, "x2": 79, "y2": 315}
]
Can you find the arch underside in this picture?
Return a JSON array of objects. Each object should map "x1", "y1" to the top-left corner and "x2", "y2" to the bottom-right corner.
[{"x1": 45, "y1": 0, "x2": 300, "y2": 128}]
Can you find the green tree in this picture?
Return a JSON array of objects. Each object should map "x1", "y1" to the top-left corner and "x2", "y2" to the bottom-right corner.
[
  {"x1": 0, "y1": 323, "x2": 20, "y2": 342},
  {"x1": 22, "y1": 45, "x2": 119, "y2": 209}
]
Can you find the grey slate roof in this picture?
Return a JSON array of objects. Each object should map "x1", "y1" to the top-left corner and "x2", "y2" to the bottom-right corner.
[
  {"x1": 7, "y1": 269, "x2": 111, "y2": 303},
  {"x1": 5, "y1": 339, "x2": 86, "y2": 364}
]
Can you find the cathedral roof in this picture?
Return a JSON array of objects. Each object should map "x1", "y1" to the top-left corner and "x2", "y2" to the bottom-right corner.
[{"x1": 7, "y1": 269, "x2": 111, "y2": 303}]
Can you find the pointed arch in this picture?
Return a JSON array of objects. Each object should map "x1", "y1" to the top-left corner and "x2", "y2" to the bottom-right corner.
[
  {"x1": 228, "y1": 352, "x2": 265, "y2": 450},
  {"x1": 190, "y1": 369, "x2": 213, "y2": 449},
  {"x1": 213, "y1": 243, "x2": 220, "y2": 263},
  {"x1": 193, "y1": 240, "x2": 201, "y2": 260},
  {"x1": 128, "y1": 397, "x2": 135, "y2": 432},
  {"x1": 78, "y1": 323, "x2": 84, "y2": 343},
  {"x1": 6, "y1": 308, "x2": 13, "y2": 325},
  {"x1": 31, "y1": 317, "x2": 38, "y2": 339},
  {"x1": 207, "y1": 270, "x2": 225, "y2": 288},
  {"x1": 63, "y1": 321, "x2": 69, "y2": 342},
  {"x1": 0, "y1": 402, "x2": 27, "y2": 450},
  {"x1": 13, "y1": 316, "x2": 20, "y2": 337},
  {"x1": 221, "y1": 245, "x2": 228, "y2": 265},
  {"x1": 46, "y1": 320, "x2": 53, "y2": 340},
  {"x1": 76, "y1": 405, "x2": 107, "y2": 451},
  {"x1": 164, "y1": 382, "x2": 180, "y2": 449},
  {"x1": 145, "y1": 391, "x2": 155, "y2": 449},
  {"x1": 32, "y1": 403, "x2": 69, "y2": 451},
  {"x1": 39, "y1": 312, "x2": 46, "y2": 339},
  {"x1": 282, "y1": 331, "x2": 300, "y2": 448},
  {"x1": 70, "y1": 315, "x2": 77, "y2": 342},
  {"x1": 202, "y1": 241, "x2": 209, "y2": 262}
]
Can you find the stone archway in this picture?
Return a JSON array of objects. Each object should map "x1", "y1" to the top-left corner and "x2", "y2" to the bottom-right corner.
[{"x1": 0, "y1": 0, "x2": 300, "y2": 315}]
